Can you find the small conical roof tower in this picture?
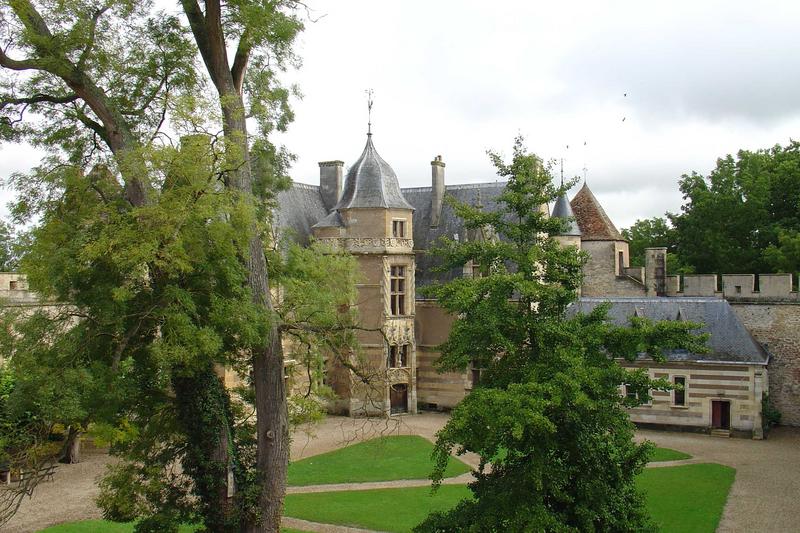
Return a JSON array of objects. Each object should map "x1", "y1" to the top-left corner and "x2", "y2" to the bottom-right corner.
[
  {"x1": 552, "y1": 192, "x2": 581, "y2": 236},
  {"x1": 569, "y1": 183, "x2": 624, "y2": 240},
  {"x1": 334, "y1": 134, "x2": 414, "y2": 211}
]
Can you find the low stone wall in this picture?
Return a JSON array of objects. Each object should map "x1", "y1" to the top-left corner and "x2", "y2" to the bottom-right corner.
[{"x1": 667, "y1": 273, "x2": 799, "y2": 301}]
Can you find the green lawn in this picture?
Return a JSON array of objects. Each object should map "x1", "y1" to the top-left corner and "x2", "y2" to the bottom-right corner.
[
  {"x1": 284, "y1": 484, "x2": 471, "y2": 532},
  {"x1": 287, "y1": 435, "x2": 471, "y2": 486},
  {"x1": 284, "y1": 463, "x2": 735, "y2": 532},
  {"x1": 639, "y1": 463, "x2": 736, "y2": 532},
  {"x1": 650, "y1": 446, "x2": 692, "y2": 462}
]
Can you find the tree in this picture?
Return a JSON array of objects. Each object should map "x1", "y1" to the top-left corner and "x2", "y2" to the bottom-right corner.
[
  {"x1": 0, "y1": 2, "x2": 343, "y2": 532},
  {"x1": 416, "y1": 138, "x2": 707, "y2": 532},
  {"x1": 178, "y1": 3, "x2": 304, "y2": 530},
  {"x1": 669, "y1": 141, "x2": 800, "y2": 274},
  {"x1": 621, "y1": 217, "x2": 688, "y2": 274},
  {"x1": 0, "y1": 221, "x2": 19, "y2": 271}
]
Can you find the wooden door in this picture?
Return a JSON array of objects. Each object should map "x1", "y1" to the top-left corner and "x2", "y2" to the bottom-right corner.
[
  {"x1": 712, "y1": 400, "x2": 731, "y2": 430},
  {"x1": 390, "y1": 384, "x2": 408, "y2": 414}
]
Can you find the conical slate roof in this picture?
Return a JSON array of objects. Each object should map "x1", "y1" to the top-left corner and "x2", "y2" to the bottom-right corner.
[
  {"x1": 334, "y1": 134, "x2": 414, "y2": 210},
  {"x1": 570, "y1": 183, "x2": 624, "y2": 241},
  {"x1": 551, "y1": 192, "x2": 581, "y2": 236}
]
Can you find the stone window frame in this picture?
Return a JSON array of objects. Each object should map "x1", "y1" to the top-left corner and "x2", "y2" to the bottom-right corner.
[
  {"x1": 387, "y1": 344, "x2": 410, "y2": 369},
  {"x1": 391, "y1": 218, "x2": 407, "y2": 238},
  {"x1": 671, "y1": 375, "x2": 689, "y2": 408},
  {"x1": 389, "y1": 264, "x2": 407, "y2": 316}
]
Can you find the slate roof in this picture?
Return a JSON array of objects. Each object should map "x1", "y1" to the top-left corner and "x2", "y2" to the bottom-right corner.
[
  {"x1": 570, "y1": 183, "x2": 624, "y2": 241},
  {"x1": 335, "y1": 134, "x2": 414, "y2": 210},
  {"x1": 402, "y1": 182, "x2": 507, "y2": 287},
  {"x1": 568, "y1": 297, "x2": 769, "y2": 364},
  {"x1": 274, "y1": 182, "x2": 327, "y2": 244},
  {"x1": 551, "y1": 192, "x2": 581, "y2": 236}
]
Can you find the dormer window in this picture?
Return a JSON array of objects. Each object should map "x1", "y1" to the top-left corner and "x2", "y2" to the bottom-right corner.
[
  {"x1": 392, "y1": 219, "x2": 406, "y2": 238},
  {"x1": 390, "y1": 265, "x2": 406, "y2": 315}
]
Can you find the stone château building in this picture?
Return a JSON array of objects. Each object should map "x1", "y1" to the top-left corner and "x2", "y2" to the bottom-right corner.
[{"x1": 274, "y1": 132, "x2": 800, "y2": 439}]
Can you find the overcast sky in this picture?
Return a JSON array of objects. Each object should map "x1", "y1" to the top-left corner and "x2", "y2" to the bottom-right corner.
[{"x1": 2, "y1": 0, "x2": 800, "y2": 229}]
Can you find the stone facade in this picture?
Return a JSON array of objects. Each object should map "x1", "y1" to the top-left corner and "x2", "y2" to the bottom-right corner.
[
  {"x1": 730, "y1": 303, "x2": 800, "y2": 426},
  {"x1": 269, "y1": 137, "x2": 800, "y2": 438},
  {"x1": 621, "y1": 361, "x2": 768, "y2": 438}
]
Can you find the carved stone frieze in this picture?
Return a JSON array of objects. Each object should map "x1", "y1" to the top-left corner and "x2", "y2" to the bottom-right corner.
[{"x1": 317, "y1": 237, "x2": 414, "y2": 252}]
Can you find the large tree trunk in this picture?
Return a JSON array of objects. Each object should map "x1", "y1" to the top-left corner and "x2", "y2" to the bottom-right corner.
[
  {"x1": 180, "y1": 3, "x2": 289, "y2": 530},
  {"x1": 221, "y1": 89, "x2": 288, "y2": 533},
  {"x1": 59, "y1": 426, "x2": 81, "y2": 464}
]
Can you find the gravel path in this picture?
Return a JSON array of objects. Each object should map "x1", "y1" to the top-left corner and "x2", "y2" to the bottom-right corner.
[{"x1": 5, "y1": 414, "x2": 799, "y2": 532}]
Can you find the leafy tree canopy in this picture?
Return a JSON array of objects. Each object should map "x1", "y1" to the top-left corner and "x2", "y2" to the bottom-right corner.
[
  {"x1": 667, "y1": 140, "x2": 800, "y2": 274},
  {"x1": 416, "y1": 138, "x2": 707, "y2": 533},
  {"x1": 621, "y1": 217, "x2": 689, "y2": 274}
]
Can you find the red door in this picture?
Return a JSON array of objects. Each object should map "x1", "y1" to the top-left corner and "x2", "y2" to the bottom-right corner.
[
  {"x1": 711, "y1": 401, "x2": 731, "y2": 430},
  {"x1": 390, "y1": 384, "x2": 408, "y2": 414}
]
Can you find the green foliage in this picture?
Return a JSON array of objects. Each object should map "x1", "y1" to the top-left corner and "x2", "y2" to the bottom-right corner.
[
  {"x1": 416, "y1": 137, "x2": 707, "y2": 532},
  {"x1": 761, "y1": 394, "x2": 782, "y2": 430},
  {"x1": 621, "y1": 217, "x2": 689, "y2": 274},
  {"x1": 0, "y1": 221, "x2": 19, "y2": 271},
  {"x1": 287, "y1": 436, "x2": 470, "y2": 486},
  {"x1": 669, "y1": 140, "x2": 800, "y2": 274}
]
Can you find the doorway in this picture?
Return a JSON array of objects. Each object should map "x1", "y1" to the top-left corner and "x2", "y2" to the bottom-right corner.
[
  {"x1": 390, "y1": 383, "x2": 408, "y2": 414},
  {"x1": 711, "y1": 400, "x2": 731, "y2": 430}
]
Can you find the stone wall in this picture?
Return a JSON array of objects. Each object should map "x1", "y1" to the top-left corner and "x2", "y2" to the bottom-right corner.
[
  {"x1": 731, "y1": 303, "x2": 800, "y2": 426},
  {"x1": 580, "y1": 241, "x2": 647, "y2": 297},
  {"x1": 414, "y1": 301, "x2": 469, "y2": 410}
]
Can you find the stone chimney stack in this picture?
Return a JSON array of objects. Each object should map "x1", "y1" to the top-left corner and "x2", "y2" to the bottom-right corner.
[
  {"x1": 319, "y1": 160, "x2": 344, "y2": 212},
  {"x1": 645, "y1": 247, "x2": 668, "y2": 296},
  {"x1": 431, "y1": 155, "x2": 445, "y2": 227}
]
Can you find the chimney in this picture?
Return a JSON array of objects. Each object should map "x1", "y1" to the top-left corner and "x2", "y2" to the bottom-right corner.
[
  {"x1": 430, "y1": 155, "x2": 445, "y2": 227},
  {"x1": 645, "y1": 247, "x2": 668, "y2": 296},
  {"x1": 319, "y1": 160, "x2": 344, "y2": 212}
]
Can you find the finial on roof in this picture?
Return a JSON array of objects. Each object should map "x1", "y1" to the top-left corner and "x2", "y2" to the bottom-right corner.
[
  {"x1": 560, "y1": 157, "x2": 564, "y2": 187},
  {"x1": 366, "y1": 88, "x2": 374, "y2": 135},
  {"x1": 582, "y1": 140, "x2": 588, "y2": 185}
]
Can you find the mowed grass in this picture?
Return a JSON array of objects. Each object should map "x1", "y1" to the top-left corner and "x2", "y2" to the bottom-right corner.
[
  {"x1": 639, "y1": 463, "x2": 735, "y2": 532},
  {"x1": 284, "y1": 484, "x2": 472, "y2": 532},
  {"x1": 284, "y1": 463, "x2": 735, "y2": 532},
  {"x1": 37, "y1": 522, "x2": 307, "y2": 533},
  {"x1": 649, "y1": 446, "x2": 692, "y2": 462},
  {"x1": 288, "y1": 435, "x2": 471, "y2": 486}
]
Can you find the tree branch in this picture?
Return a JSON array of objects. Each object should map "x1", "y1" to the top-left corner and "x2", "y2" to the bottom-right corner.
[
  {"x1": 77, "y1": 6, "x2": 110, "y2": 70},
  {"x1": 0, "y1": 93, "x2": 78, "y2": 109},
  {"x1": 0, "y1": 48, "x2": 43, "y2": 71},
  {"x1": 231, "y1": 31, "x2": 251, "y2": 94}
]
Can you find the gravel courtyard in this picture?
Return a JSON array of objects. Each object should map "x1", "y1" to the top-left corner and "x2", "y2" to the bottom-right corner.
[{"x1": 5, "y1": 413, "x2": 799, "y2": 532}]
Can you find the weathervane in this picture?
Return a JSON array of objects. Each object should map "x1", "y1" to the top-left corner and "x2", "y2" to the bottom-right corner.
[
  {"x1": 582, "y1": 140, "x2": 588, "y2": 184},
  {"x1": 366, "y1": 88, "x2": 374, "y2": 135}
]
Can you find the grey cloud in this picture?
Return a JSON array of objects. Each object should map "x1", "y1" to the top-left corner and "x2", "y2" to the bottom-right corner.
[{"x1": 556, "y1": 10, "x2": 800, "y2": 124}]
